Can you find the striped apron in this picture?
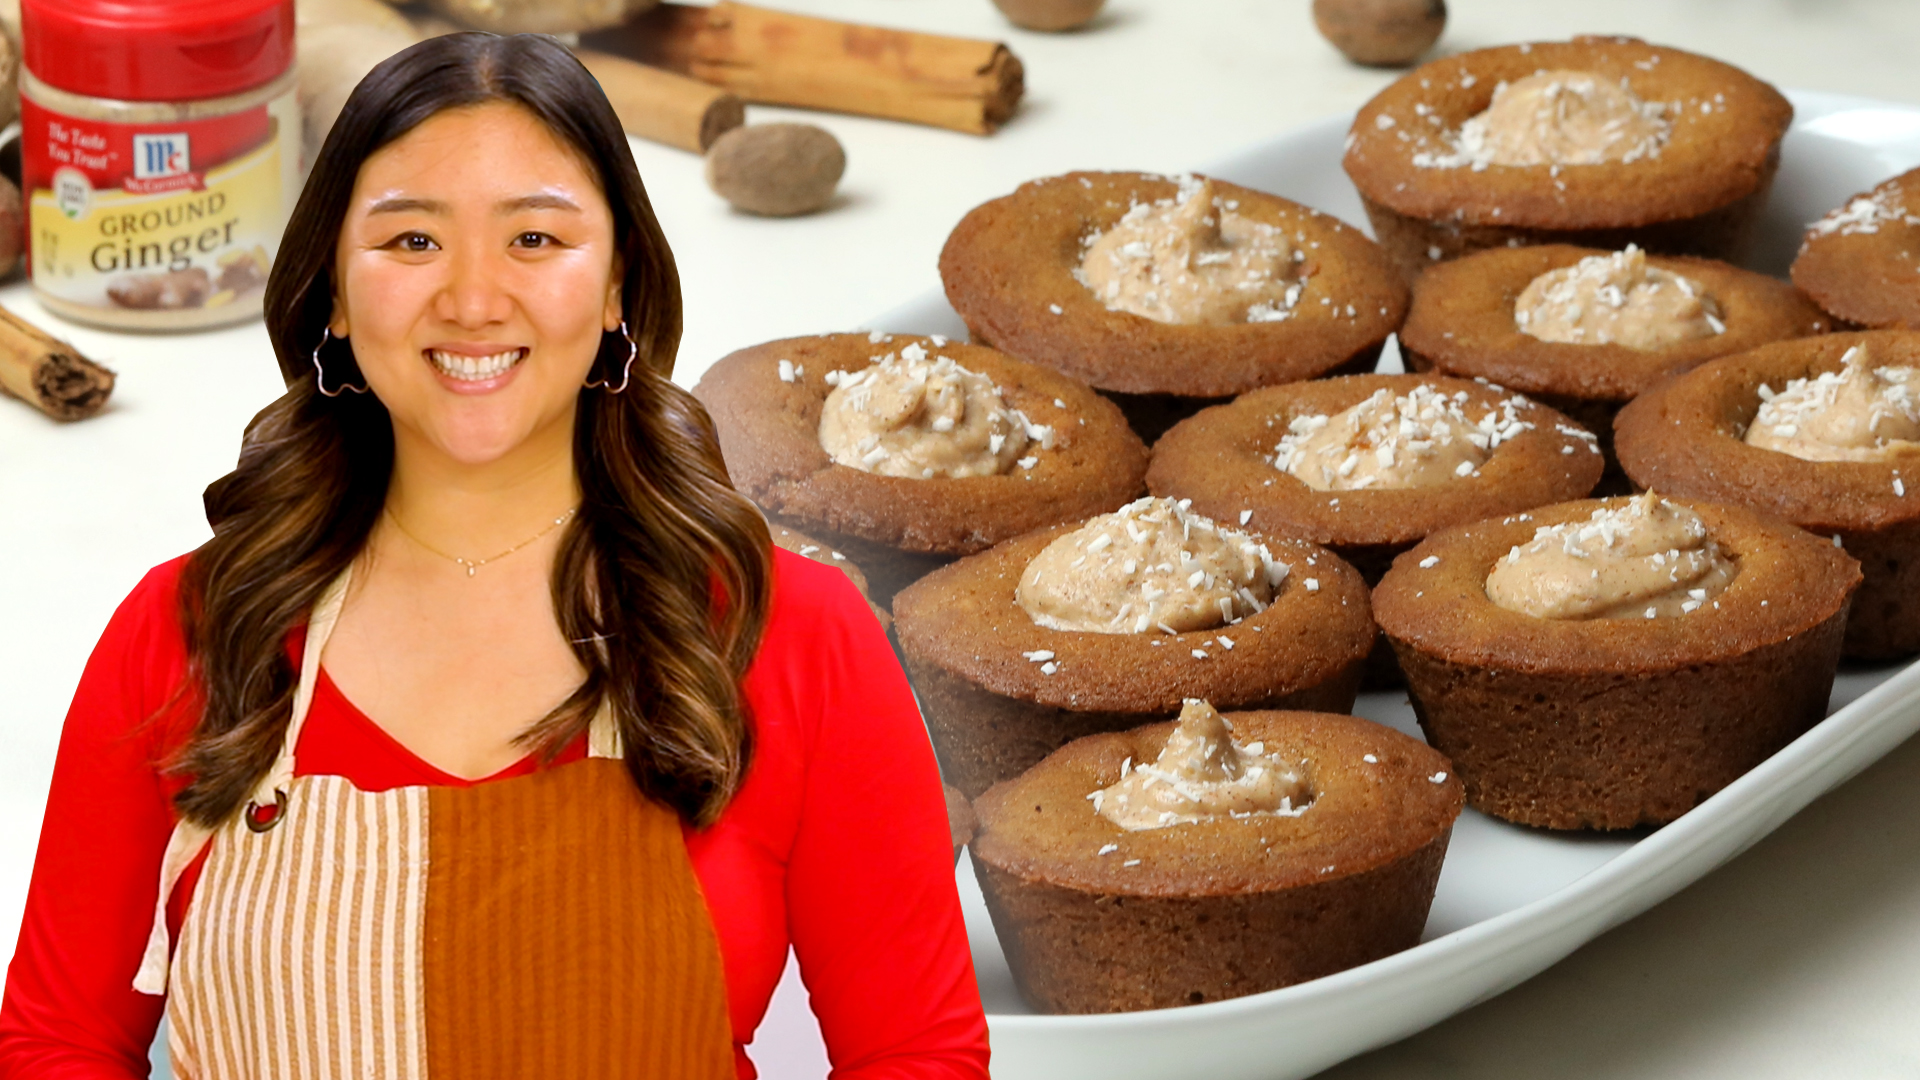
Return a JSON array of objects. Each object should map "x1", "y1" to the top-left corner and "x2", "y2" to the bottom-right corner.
[{"x1": 132, "y1": 570, "x2": 735, "y2": 1079}]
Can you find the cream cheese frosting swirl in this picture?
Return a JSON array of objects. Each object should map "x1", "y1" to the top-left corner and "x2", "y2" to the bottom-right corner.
[
  {"x1": 1017, "y1": 497, "x2": 1289, "y2": 634},
  {"x1": 1485, "y1": 493, "x2": 1736, "y2": 620},
  {"x1": 1077, "y1": 176, "x2": 1304, "y2": 326},
  {"x1": 1274, "y1": 384, "x2": 1536, "y2": 490},
  {"x1": 1745, "y1": 344, "x2": 1920, "y2": 463},
  {"x1": 1459, "y1": 69, "x2": 1671, "y2": 167},
  {"x1": 1514, "y1": 245, "x2": 1725, "y2": 350},
  {"x1": 1091, "y1": 699, "x2": 1311, "y2": 831},
  {"x1": 818, "y1": 342, "x2": 1051, "y2": 478}
]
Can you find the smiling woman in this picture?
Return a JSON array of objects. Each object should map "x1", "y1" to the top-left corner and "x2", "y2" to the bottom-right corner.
[{"x1": 0, "y1": 33, "x2": 989, "y2": 1080}]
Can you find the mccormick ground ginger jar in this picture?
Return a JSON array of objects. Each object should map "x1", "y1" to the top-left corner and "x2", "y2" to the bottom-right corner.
[{"x1": 18, "y1": 0, "x2": 299, "y2": 331}]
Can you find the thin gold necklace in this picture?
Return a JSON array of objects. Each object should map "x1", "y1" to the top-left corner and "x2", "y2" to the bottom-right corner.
[{"x1": 385, "y1": 505, "x2": 578, "y2": 577}]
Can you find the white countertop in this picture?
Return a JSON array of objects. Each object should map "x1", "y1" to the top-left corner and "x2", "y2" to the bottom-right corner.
[{"x1": 3, "y1": 2, "x2": 1918, "y2": 1077}]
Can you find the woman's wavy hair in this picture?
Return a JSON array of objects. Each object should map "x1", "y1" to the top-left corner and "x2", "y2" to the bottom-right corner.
[{"x1": 174, "y1": 33, "x2": 772, "y2": 829}]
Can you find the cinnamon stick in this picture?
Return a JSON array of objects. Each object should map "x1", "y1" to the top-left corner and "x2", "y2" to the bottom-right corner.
[
  {"x1": 584, "y1": 2, "x2": 1025, "y2": 136},
  {"x1": 576, "y1": 48, "x2": 745, "y2": 153},
  {"x1": 0, "y1": 306, "x2": 116, "y2": 421}
]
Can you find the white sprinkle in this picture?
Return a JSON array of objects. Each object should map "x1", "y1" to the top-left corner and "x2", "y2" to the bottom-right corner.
[
  {"x1": 1419, "y1": 555, "x2": 1440, "y2": 569},
  {"x1": 1040, "y1": 661, "x2": 1058, "y2": 675},
  {"x1": 1050, "y1": 304, "x2": 1064, "y2": 315},
  {"x1": 1123, "y1": 859, "x2": 1142, "y2": 867},
  {"x1": 1239, "y1": 510, "x2": 1253, "y2": 525},
  {"x1": 1022, "y1": 650, "x2": 1056, "y2": 662},
  {"x1": 1898, "y1": 478, "x2": 1908, "y2": 497},
  {"x1": 1191, "y1": 649, "x2": 1209, "y2": 659},
  {"x1": 1098, "y1": 844, "x2": 1119, "y2": 855},
  {"x1": 1304, "y1": 578, "x2": 1320, "y2": 591},
  {"x1": 867, "y1": 329, "x2": 890, "y2": 344},
  {"x1": 1218, "y1": 635, "x2": 1234, "y2": 650},
  {"x1": 776, "y1": 358, "x2": 797, "y2": 382},
  {"x1": 1017, "y1": 456, "x2": 1038, "y2": 469},
  {"x1": 1363, "y1": 754, "x2": 1378, "y2": 763},
  {"x1": 1430, "y1": 771, "x2": 1448, "y2": 783}
]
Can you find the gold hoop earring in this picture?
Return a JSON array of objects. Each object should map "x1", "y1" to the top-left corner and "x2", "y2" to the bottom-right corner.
[
  {"x1": 585, "y1": 320, "x2": 638, "y2": 394},
  {"x1": 312, "y1": 328, "x2": 368, "y2": 397}
]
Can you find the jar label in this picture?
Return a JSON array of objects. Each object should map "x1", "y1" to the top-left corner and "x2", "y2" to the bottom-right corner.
[{"x1": 21, "y1": 88, "x2": 300, "y2": 318}]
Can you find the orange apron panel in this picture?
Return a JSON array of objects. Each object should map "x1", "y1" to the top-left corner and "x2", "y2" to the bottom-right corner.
[{"x1": 422, "y1": 757, "x2": 735, "y2": 1079}]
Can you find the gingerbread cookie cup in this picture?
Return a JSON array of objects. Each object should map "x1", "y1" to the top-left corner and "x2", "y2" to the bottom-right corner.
[
  {"x1": 893, "y1": 525, "x2": 1372, "y2": 797},
  {"x1": 1345, "y1": 38, "x2": 1792, "y2": 279},
  {"x1": 1147, "y1": 374, "x2": 1603, "y2": 583},
  {"x1": 1615, "y1": 331, "x2": 1920, "y2": 658},
  {"x1": 1792, "y1": 166, "x2": 1920, "y2": 330},
  {"x1": 1375, "y1": 497, "x2": 1859, "y2": 830},
  {"x1": 1401, "y1": 244, "x2": 1829, "y2": 476},
  {"x1": 970, "y1": 709, "x2": 1462, "y2": 1014},
  {"x1": 694, "y1": 333, "x2": 1147, "y2": 606},
  {"x1": 939, "y1": 172, "x2": 1408, "y2": 441},
  {"x1": 944, "y1": 783, "x2": 978, "y2": 865}
]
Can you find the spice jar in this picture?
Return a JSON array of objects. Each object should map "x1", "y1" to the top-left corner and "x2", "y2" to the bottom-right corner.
[{"x1": 19, "y1": 0, "x2": 298, "y2": 331}]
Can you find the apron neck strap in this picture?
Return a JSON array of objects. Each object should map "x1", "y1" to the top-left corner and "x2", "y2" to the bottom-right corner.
[
  {"x1": 247, "y1": 566, "x2": 351, "y2": 807},
  {"x1": 587, "y1": 700, "x2": 624, "y2": 759}
]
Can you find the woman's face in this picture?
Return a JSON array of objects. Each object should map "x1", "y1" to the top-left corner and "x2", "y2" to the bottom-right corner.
[{"x1": 331, "y1": 100, "x2": 622, "y2": 469}]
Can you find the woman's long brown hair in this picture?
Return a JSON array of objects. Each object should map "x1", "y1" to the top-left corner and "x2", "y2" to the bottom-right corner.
[{"x1": 174, "y1": 33, "x2": 771, "y2": 828}]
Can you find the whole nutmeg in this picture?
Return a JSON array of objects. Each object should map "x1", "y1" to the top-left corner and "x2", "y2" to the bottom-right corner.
[
  {"x1": 1312, "y1": 0, "x2": 1446, "y2": 67},
  {"x1": 705, "y1": 123, "x2": 846, "y2": 217},
  {"x1": 991, "y1": 0, "x2": 1106, "y2": 32}
]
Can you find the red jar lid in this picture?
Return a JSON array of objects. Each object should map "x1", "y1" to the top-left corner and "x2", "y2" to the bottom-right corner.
[{"x1": 22, "y1": 0, "x2": 294, "y2": 102}]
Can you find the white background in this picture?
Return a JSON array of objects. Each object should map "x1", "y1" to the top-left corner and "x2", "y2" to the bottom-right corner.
[{"x1": 3, "y1": 2, "x2": 1919, "y2": 1077}]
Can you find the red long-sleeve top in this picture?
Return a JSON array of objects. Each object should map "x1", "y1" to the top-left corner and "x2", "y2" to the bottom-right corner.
[{"x1": 0, "y1": 548, "x2": 989, "y2": 1079}]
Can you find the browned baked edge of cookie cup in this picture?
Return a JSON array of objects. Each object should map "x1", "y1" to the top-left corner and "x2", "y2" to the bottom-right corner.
[
  {"x1": 1146, "y1": 373, "x2": 1604, "y2": 584},
  {"x1": 1614, "y1": 330, "x2": 1920, "y2": 658},
  {"x1": 692, "y1": 333, "x2": 1149, "y2": 605},
  {"x1": 893, "y1": 524, "x2": 1374, "y2": 797},
  {"x1": 1344, "y1": 37, "x2": 1792, "y2": 278},
  {"x1": 767, "y1": 522, "x2": 890, "y2": 631},
  {"x1": 1791, "y1": 166, "x2": 1920, "y2": 331},
  {"x1": 938, "y1": 171, "x2": 1407, "y2": 431},
  {"x1": 944, "y1": 783, "x2": 977, "y2": 866},
  {"x1": 1374, "y1": 496, "x2": 1859, "y2": 830},
  {"x1": 970, "y1": 710, "x2": 1462, "y2": 1014}
]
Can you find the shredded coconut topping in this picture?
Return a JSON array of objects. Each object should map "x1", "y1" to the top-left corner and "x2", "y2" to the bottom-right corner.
[
  {"x1": 1514, "y1": 245, "x2": 1723, "y2": 349},
  {"x1": 1486, "y1": 493, "x2": 1736, "y2": 620},
  {"x1": 1017, "y1": 496, "x2": 1288, "y2": 635},
  {"x1": 1274, "y1": 384, "x2": 1535, "y2": 490},
  {"x1": 1806, "y1": 184, "x2": 1919, "y2": 240},
  {"x1": 1094, "y1": 699, "x2": 1311, "y2": 831},
  {"x1": 818, "y1": 346, "x2": 1050, "y2": 478},
  {"x1": 1410, "y1": 69, "x2": 1670, "y2": 170},
  {"x1": 1746, "y1": 344, "x2": 1920, "y2": 463},
  {"x1": 1076, "y1": 175, "x2": 1306, "y2": 326}
]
